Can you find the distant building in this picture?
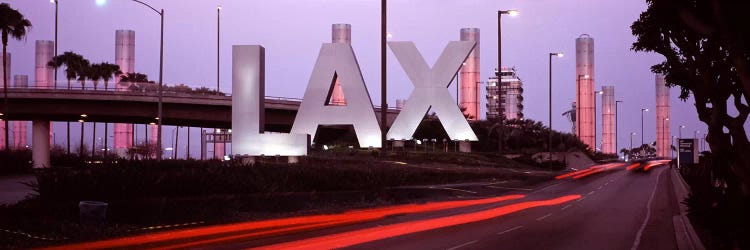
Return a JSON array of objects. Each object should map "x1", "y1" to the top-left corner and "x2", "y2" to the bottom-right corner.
[{"x1": 486, "y1": 67, "x2": 524, "y2": 120}]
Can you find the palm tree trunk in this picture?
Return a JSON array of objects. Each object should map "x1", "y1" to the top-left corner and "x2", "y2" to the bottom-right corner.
[{"x1": 3, "y1": 44, "x2": 8, "y2": 152}]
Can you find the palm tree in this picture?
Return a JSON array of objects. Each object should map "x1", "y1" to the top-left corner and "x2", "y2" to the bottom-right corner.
[
  {"x1": 120, "y1": 72, "x2": 149, "y2": 83},
  {"x1": 99, "y1": 63, "x2": 121, "y2": 90},
  {"x1": 48, "y1": 51, "x2": 87, "y2": 90},
  {"x1": 87, "y1": 63, "x2": 104, "y2": 90},
  {"x1": 0, "y1": 3, "x2": 32, "y2": 152},
  {"x1": 48, "y1": 52, "x2": 88, "y2": 155},
  {"x1": 76, "y1": 59, "x2": 90, "y2": 90}
]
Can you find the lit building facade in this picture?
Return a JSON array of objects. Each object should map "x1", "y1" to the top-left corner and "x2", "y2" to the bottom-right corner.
[
  {"x1": 460, "y1": 28, "x2": 480, "y2": 120},
  {"x1": 114, "y1": 30, "x2": 136, "y2": 156},
  {"x1": 655, "y1": 75, "x2": 671, "y2": 157},
  {"x1": 575, "y1": 34, "x2": 596, "y2": 150},
  {"x1": 601, "y1": 86, "x2": 615, "y2": 154},
  {"x1": 486, "y1": 67, "x2": 524, "y2": 120}
]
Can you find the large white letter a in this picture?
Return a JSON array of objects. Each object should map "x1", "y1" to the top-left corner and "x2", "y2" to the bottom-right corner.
[{"x1": 291, "y1": 43, "x2": 381, "y2": 148}]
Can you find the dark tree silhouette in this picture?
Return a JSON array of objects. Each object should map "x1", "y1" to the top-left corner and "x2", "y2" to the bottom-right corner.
[
  {"x1": 48, "y1": 51, "x2": 87, "y2": 89},
  {"x1": 632, "y1": 1, "x2": 750, "y2": 247},
  {"x1": 632, "y1": 0, "x2": 750, "y2": 195},
  {"x1": 0, "y1": 3, "x2": 32, "y2": 153}
]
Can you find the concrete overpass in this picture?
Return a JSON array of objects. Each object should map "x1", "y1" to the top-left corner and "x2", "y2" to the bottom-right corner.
[{"x1": 0, "y1": 88, "x2": 400, "y2": 166}]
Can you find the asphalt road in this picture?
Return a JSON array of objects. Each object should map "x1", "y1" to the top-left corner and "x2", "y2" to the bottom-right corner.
[
  {"x1": 44, "y1": 161, "x2": 680, "y2": 250},
  {"x1": 351, "y1": 164, "x2": 678, "y2": 250}
]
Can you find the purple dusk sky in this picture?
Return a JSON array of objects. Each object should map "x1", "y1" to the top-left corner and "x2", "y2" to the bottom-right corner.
[{"x1": 5, "y1": 0, "x2": 733, "y2": 154}]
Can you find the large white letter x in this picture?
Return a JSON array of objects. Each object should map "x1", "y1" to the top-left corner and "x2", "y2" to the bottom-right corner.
[{"x1": 386, "y1": 41, "x2": 478, "y2": 141}]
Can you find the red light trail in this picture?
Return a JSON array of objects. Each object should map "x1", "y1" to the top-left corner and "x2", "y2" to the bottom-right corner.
[
  {"x1": 252, "y1": 195, "x2": 581, "y2": 250},
  {"x1": 40, "y1": 195, "x2": 524, "y2": 250}
]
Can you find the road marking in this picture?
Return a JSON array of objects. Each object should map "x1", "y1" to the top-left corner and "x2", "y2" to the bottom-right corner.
[
  {"x1": 561, "y1": 205, "x2": 572, "y2": 210},
  {"x1": 577, "y1": 197, "x2": 586, "y2": 202},
  {"x1": 446, "y1": 240, "x2": 478, "y2": 250},
  {"x1": 588, "y1": 191, "x2": 595, "y2": 195},
  {"x1": 598, "y1": 186, "x2": 603, "y2": 190},
  {"x1": 429, "y1": 187, "x2": 478, "y2": 194},
  {"x1": 497, "y1": 226, "x2": 524, "y2": 236},
  {"x1": 528, "y1": 181, "x2": 565, "y2": 195},
  {"x1": 486, "y1": 186, "x2": 533, "y2": 191},
  {"x1": 536, "y1": 213, "x2": 553, "y2": 221},
  {"x1": 631, "y1": 167, "x2": 666, "y2": 250}
]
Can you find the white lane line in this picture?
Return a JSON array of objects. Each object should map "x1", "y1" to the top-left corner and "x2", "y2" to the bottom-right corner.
[
  {"x1": 497, "y1": 226, "x2": 524, "y2": 236},
  {"x1": 446, "y1": 240, "x2": 478, "y2": 250},
  {"x1": 577, "y1": 197, "x2": 586, "y2": 202},
  {"x1": 561, "y1": 205, "x2": 572, "y2": 211},
  {"x1": 631, "y1": 167, "x2": 667, "y2": 250},
  {"x1": 429, "y1": 187, "x2": 478, "y2": 194},
  {"x1": 486, "y1": 186, "x2": 533, "y2": 191},
  {"x1": 588, "y1": 191, "x2": 595, "y2": 195},
  {"x1": 598, "y1": 186, "x2": 603, "y2": 190},
  {"x1": 536, "y1": 213, "x2": 553, "y2": 221}
]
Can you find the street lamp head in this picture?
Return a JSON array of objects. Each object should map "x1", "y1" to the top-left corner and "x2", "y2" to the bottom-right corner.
[
  {"x1": 554, "y1": 53, "x2": 564, "y2": 58},
  {"x1": 507, "y1": 10, "x2": 519, "y2": 16},
  {"x1": 597, "y1": 90, "x2": 604, "y2": 95},
  {"x1": 386, "y1": 32, "x2": 393, "y2": 39},
  {"x1": 631, "y1": 132, "x2": 637, "y2": 135},
  {"x1": 50, "y1": 0, "x2": 56, "y2": 3},
  {"x1": 217, "y1": 5, "x2": 222, "y2": 10},
  {"x1": 95, "y1": 0, "x2": 107, "y2": 7},
  {"x1": 665, "y1": 118, "x2": 670, "y2": 121},
  {"x1": 680, "y1": 125, "x2": 686, "y2": 128},
  {"x1": 642, "y1": 108, "x2": 649, "y2": 112}
]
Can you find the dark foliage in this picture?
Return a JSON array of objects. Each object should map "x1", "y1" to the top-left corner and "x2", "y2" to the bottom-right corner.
[{"x1": 0, "y1": 149, "x2": 32, "y2": 175}]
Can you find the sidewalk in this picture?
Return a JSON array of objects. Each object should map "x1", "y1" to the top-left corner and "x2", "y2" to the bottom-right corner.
[{"x1": 0, "y1": 175, "x2": 37, "y2": 206}]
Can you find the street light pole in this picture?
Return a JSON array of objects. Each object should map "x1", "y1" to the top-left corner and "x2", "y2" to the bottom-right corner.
[
  {"x1": 548, "y1": 52, "x2": 563, "y2": 160},
  {"x1": 157, "y1": 8, "x2": 164, "y2": 161},
  {"x1": 53, "y1": 0, "x2": 58, "y2": 89},
  {"x1": 615, "y1": 100, "x2": 622, "y2": 155},
  {"x1": 217, "y1": 5, "x2": 221, "y2": 93},
  {"x1": 595, "y1": 89, "x2": 603, "y2": 151},
  {"x1": 641, "y1": 108, "x2": 648, "y2": 146},
  {"x1": 380, "y1": 0, "x2": 387, "y2": 156},
  {"x1": 630, "y1": 132, "x2": 636, "y2": 158},
  {"x1": 496, "y1": 9, "x2": 518, "y2": 154}
]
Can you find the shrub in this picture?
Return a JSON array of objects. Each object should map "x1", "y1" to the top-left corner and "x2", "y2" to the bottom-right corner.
[{"x1": 0, "y1": 150, "x2": 32, "y2": 176}]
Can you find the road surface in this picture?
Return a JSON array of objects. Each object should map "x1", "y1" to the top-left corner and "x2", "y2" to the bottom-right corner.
[{"x1": 44, "y1": 160, "x2": 681, "y2": 250}]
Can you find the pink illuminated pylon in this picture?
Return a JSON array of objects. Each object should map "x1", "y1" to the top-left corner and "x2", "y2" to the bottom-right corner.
[{"x1": 460, "y1": 28, "x2": 480, "y2": 120}]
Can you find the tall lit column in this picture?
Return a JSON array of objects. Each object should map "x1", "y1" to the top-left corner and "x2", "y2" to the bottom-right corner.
[
  {"x1": 601, "y1": 86, "x2": 615, "y2": 154},
  {"x1": 213, "y1": 129, "x2": 225, "y2": 160},
  {"x1": 35, "y1": 41, "x2": 56, "y2": 146},
  {"x1": 329, "y1": 24, "x2": 351, "y2": 106},
  {"x1": 12, "y1": 75, "x2": 28, "y2": 150},
  {"x1": 114, "y1": 30, "x2": 135, "y2": 157},
  {"x1": 655, "y1": 74, "x2": 671, "y2": 157},
  {"x1": 575, "y1": 34, "x2": 595, "y2": 149},
  {"x1": 0, "y1": 52, "x2": 10, "y2": 150},
  {"x1": 460, "y1": 28, "x2": 480, "y2": 120}
]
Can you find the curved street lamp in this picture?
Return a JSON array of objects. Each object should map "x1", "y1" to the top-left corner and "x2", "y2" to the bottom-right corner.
[
  {"x1": 548, "y1": 52, "x2": 563, "y2": 160},
  {"x1": 126, "y1": 0, "x2": 165, "y2": 161}
]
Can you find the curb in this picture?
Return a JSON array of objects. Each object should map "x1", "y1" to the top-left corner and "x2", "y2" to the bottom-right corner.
[{"x1": 670, "y1": 167, "x2": 705, "y2": 250}]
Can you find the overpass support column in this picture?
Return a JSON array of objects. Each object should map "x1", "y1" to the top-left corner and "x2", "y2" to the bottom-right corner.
[{"x1": 32, "y1": 120, "x2": 51, "y2": 168}]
